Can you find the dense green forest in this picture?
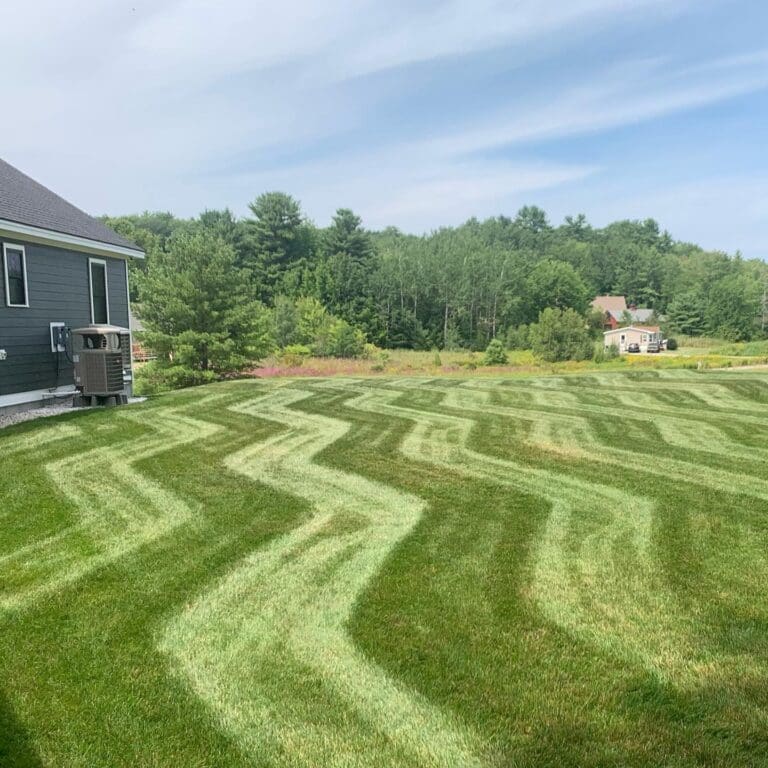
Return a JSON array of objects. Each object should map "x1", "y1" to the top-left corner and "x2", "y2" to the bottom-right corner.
[{"x1": 105, "y1": 193, "x2": 768, "y2": 368}]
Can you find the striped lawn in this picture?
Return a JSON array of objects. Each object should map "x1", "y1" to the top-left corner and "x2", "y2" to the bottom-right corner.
[{"x1": 1, "y1": 371, "x2": 767, "y2": 767}]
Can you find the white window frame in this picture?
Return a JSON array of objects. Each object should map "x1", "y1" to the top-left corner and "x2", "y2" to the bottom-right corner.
[
  {"x1": 3, "y1": 243, "x2": 29, "y2": 307},
  {"x1": 88, "y1": 257, "x2": 110, "y2": 324}
]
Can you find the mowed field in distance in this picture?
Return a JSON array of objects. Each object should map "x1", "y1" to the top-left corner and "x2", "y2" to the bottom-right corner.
[{"x1": 2, "y1": 370, "x2": 768, "y2": 767}]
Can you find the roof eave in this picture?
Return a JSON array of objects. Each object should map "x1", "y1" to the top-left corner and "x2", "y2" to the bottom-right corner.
[
  {"x1": 603, "y1": 325, "x2": 661, "y2": 335},
  {"x1": 0, "y1": 218, "x2": 144, "y2": 259}
]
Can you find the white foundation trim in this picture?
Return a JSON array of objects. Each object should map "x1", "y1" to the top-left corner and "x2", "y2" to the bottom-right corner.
[{"x1": 0, "y1": 386, "x2": 76, "y2": 409}]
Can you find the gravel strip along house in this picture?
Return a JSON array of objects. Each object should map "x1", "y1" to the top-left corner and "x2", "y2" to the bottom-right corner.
[{"x1": 0, "y1": 158, "x2": 144, "y2": 414}]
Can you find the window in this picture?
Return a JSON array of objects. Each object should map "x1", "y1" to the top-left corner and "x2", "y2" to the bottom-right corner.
[
  {"x1": 3, "y1": 243, "x2": 29, "y2": 307},
  {"x1": 89, "y1": 258, "x2": 110, "y2": 324}
]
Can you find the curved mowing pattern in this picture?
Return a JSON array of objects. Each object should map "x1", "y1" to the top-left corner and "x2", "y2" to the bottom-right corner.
[
  {"x1": 0, "y1": 404, "x2": 223, "y2": 613},
  {"x1": 160, "y1": 386, "x2": 484, "y2": 768},
  {"x1": 3, "y1": 372, "x2": 768, "y2": 766},
  {"x1": 436, "y1": 385, "x2": 768, "y2": 486},
  {"x1": 335, "y1": 381, "x2": 768, "y2": 686}
]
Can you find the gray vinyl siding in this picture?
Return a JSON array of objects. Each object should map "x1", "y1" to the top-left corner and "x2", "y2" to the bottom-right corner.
[{"x1": 0, "y1": 239, "x2": 129, "y2": 396}]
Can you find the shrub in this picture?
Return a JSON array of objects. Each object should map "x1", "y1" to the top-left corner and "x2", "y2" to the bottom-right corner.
[
  {"x1": 506, "y1": 324, "x2": 530, "y2": 350},
  {"x1": 280, "y1": 344, "x2": 311, "y2": 367},
  {"x1": 295, "y1": 297, "x2": 330, "y2": 346},
  {"x1": 666, "y1": 337, "x2": 678, "y2": 350},
  {"x1": 443, "y1": 324, "x2": 462, "y2": 351},
  {"x1": 134, "y1": 362, "x2": 218, "y2": 395},
  {"x1": 529, "y1": 308, "x2": 593, "y2": 362},
  {"x1": 328, "y1": 320, "x2": 367, "y2": 358},
  {"x1": 483, "y1": 338, "x2": 508, "y2": 365},
  {"x1": 593, "y1": 342, "x2": 620, "y2": 363},
  {"x1": 593, "y1": 345, "x2": 606, "y2": 363},
  {"x1": 433, "y1": 350, "x2": 442, "y2": 367}
]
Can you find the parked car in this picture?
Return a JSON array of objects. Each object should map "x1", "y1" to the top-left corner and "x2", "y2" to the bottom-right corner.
[
  {"x1": 646, "y1": 341, "x2": 661, "y2": 353},
  {"x1": 627, "y1": 343, "x2": 641, "y2": 353}
]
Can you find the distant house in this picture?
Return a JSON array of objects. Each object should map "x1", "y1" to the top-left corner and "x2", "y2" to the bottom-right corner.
[
  {"x1": 129, "y1": 306, "x2": 156, "y2": 362},
  {"x1": 591, "y1": 295, "x2": 655, "y2": 329},
  {"x1": 592, "y1": 295, "x2": 627, "y2": 328},
  {"x1": 0, "y1": 158, "x2": 144, "y2": 413},
  {"x1": 604, "y1": 325, "x2": 662, "y2": 352}
]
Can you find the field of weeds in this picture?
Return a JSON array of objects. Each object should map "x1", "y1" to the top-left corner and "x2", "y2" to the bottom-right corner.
[{"x1": 248, "y1": 342, "x2": 768, "y2": 380}]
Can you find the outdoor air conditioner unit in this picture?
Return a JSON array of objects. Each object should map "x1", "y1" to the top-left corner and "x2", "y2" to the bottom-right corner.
[{"x1": 72, "y1": 325, "x2": 129, "y2": 403}]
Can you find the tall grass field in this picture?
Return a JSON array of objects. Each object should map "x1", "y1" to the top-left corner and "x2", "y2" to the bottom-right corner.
[{"x1": 2, "y1": 370, "x2": 768, "y2": 767}]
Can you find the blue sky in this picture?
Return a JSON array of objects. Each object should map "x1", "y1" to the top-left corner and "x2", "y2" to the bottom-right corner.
[{"x1": 2, "y1": 0, "x2": 767, "y2": 257}]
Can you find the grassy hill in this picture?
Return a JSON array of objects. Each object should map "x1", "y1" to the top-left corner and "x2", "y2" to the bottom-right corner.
[{"x1": 2, "y1": 371, "x2": 768, "y2": 767}]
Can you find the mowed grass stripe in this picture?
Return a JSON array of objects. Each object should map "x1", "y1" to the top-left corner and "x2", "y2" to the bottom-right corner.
[
  {"x1": 2, "y1": 372, "x2": 768, "y2": 767},
  {"x1": 0, "y1": 423, "x2": 82, "y2": 457},
  {"x1": 0, "y1": 401, "x2": 226, "y2": 613},
  {"x1": 440, "y1": 384, "x2": 768, "y2": 481},
  {"x1": 160, "y1": 385, "x2": 484, "y2": 768},
  {"x1": 325, "y1": 380, "x2": 768, "y2": 687}
]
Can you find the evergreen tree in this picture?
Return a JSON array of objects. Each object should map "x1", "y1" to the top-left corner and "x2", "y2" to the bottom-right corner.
[
  {"x1": 667, "y1": 291, "x2": 706, "y2": 336},
  {"x1": 529, "y1": 308, "x2": 593, "y2": 362},
  {"x1": 246, "y1": 192, "x2": 312, "y2": 299},
  {"x1": 316, "y1": 208, "x2": 378, "y2": 335},
  {"x1": 141, "y1": 232, "x2": 272, "y2": 373}
]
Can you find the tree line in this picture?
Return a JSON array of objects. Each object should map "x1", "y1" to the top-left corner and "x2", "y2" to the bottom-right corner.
[{"x1": 104, "y1": 193, "x2": 768, "y2": 379}]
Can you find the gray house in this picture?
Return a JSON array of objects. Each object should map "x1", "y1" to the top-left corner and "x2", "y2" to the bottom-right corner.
[{"x1": 0, "y1": 158, "x2": 144, "y2": 413}]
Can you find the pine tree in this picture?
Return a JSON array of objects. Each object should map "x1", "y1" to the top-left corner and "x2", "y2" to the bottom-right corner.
[
  {"x1": 246, "y1": 192, "x2": 313, "y2": 300},
  {"x1": 141, "y1": 231, "x2": 272, "y2": 373}
]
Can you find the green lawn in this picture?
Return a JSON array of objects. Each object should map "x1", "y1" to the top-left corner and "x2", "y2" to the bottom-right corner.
[{"x1": 2, "y1": 371, "x2": 768, "y2": 767}]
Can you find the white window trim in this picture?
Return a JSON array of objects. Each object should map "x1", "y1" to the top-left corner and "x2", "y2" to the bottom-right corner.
[
  {"x1": 3, "y1": 243, "x2": 29, "y2": 307},
  {"x1": 88, "y1": 257, "x2": 110, "y2": 324}
]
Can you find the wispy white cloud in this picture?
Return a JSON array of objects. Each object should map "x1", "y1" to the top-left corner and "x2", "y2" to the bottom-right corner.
[
  {"x1": 225, "y1": 151, "x2": 598, "y2": 231},
  {"x1": 571, "y1": 175, "x2": 768, "y2": 257},
  {"x1": 422, "y1": 50, "x2": 768, "y2": 156},
  {"x1": 124, "y1": 0, "x2": 687, "y2": 86},
  {"x1": 0, "y1": 0, "x2": 765, "y2": 255},
  {"x1": 211, "y1": 48, "x2": 768, "y2": 232}
]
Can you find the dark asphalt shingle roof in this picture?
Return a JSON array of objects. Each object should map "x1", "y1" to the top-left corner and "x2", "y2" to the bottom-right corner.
[
  {"x1": 0, "y1": 158, "x2": 141, "y2": 252},
  {"x1": 608, "y1": 308, "x2": 655, "y2": 322}
]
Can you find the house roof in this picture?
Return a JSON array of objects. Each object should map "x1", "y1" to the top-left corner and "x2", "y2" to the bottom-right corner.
[
  {"x1": 591, "y1": 295, "x2": 627, "y2": 313},
  {"x1": 604, "y1": 325, "x2": 661, "y2": 336},
  {"x1": 0, "y1": 158, "x2": 142, "y2": 257},
  {"x1": 607, "y1": 307, "x2": 655, "y2": 322}
]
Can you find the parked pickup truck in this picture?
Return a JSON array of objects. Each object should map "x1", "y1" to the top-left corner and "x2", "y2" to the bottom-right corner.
[{"x1": 646, "y1": 341, "x2": 661, "y2": 353}]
